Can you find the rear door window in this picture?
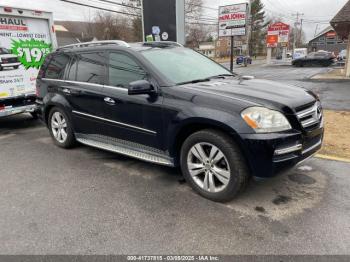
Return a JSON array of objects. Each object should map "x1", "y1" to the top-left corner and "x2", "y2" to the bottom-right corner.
[
  {"x1": 76, "y1": 52, "x2": 105, "y2": 85},
  {"x1": 44, "y1": 54, "x2": 70, "y2": 79},
  {"x1": 108, "y1": 52, "x2": 146, "y2": 88},
  {"x1": 66, "y1": 57, "x2": 78, "y2": 81}
]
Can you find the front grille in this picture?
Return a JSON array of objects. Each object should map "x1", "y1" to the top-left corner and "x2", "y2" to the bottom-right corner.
[{"x1": 296, "y1": 102, "x2": 323, "y2": 130}]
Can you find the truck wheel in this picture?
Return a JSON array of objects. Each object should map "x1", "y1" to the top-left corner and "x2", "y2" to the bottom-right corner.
[
  {"x1": 0, "y1": 66, "x2": 3, "y2": 71},
  {"x1": 180, "y1": 129, "x2": 249, "y2": 202},
  {"x1": 48, "y1": 107, "x2": 75, "y2": 148},
  {"x1": 14, "y1": 66, "x2": 19, "y2": 69}
]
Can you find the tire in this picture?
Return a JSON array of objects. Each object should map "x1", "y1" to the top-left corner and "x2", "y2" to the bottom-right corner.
[
  {"x1": 48, "y1": 107, "x2": 76, "y2": 148},
  {"x1": 14, "y1": 65, "x2": 19, "y2": 69},
  {"x1": 180, "y1": 129, "x2": 249, "y2": 202},
  {"x1": 0, "y1": 66, "x2": 3, "y2": 71}
]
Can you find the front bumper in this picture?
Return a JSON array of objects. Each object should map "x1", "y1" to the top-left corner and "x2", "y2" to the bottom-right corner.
[
  {"x1": 0, "y1": 62, "x2": 21, "y2": 67},
  {"x1": 238, "y1": 127, "x2": 324, "y2": 178}
]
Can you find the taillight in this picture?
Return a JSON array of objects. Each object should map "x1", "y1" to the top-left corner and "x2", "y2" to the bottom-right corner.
[
  {"x1": 4, "y1": 7, "x2": 12, "y2": 12},
  {"x1": 0, "y1": 104, "x2": 5, "y2": 111}
]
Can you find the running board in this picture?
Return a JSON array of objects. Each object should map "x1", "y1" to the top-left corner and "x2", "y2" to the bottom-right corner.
[{"x1": 75, "y1": 133, "x2": 175, "y2": 167}]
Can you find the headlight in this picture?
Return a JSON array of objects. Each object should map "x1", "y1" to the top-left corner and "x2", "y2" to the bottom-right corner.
[{"x1": 241, "y1": 107, "x2": 292, "y2": 133}]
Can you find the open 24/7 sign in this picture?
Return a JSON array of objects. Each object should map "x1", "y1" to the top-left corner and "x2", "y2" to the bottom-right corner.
[
  {"x1": 267, "y1": 22, "x2": 290, "y2": 47},
  {"x1": 219, "y1": 3, "x2": 247, "y2": 37}
]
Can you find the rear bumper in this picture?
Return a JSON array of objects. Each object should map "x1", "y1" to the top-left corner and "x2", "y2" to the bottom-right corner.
[
  {"x1": 238, "y1": 127, "x2": 324, "y2": 178},
  {"x1": 0, "y1": 95, "x2": 37, "y2": 117},
  {"x1": 0, "y1": 104, "x2": 37, "y2": 117}
]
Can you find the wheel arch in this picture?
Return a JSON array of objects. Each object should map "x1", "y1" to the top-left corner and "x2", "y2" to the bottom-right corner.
[
  {"x1": 43, "y1": 93, "x2": 72, "y2": 125},
  {"x1": 169, "y1": 118, "x2": 247, "y2": 166}
]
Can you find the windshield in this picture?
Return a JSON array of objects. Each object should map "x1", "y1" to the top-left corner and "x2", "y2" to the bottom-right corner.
[
  {"x1": 0, "y1": 48, "x2": 11, "y2": 55},
  {"x1": 141, "y1": 47, "x2": 233, "y2": 84}
]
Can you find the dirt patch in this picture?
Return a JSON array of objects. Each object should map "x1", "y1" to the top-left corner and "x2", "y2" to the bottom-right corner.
[{"x1": 320, "y1": 110, "x2": 350, "y2": 159}]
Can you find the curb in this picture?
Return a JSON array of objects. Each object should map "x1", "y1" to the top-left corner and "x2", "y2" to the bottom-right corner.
[{"x1": 315, "y1": 154, "x2": 350, "y2": 163}]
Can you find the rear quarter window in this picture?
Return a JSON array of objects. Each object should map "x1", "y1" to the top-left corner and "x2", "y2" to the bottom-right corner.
[{"x1": 44, "y1": 54, "x2": 70, "y2": 80}]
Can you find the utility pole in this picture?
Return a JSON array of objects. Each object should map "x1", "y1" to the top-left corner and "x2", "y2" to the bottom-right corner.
[
  {"x1": 292, "y1": 12, "x2": 304, "y2": 54},
  {"x1": 299, "y1": 18, "x2": 303, "y2": 46}
]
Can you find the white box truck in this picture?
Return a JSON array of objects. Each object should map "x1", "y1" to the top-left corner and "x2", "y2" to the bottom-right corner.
[{"x1": 0, "y1": 5, "x2": 57, "y2": 118}]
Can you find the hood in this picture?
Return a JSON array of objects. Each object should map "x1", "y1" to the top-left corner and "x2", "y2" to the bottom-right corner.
[{"x1": 184, "y1": 78, "x2": 315, "y2": 113}]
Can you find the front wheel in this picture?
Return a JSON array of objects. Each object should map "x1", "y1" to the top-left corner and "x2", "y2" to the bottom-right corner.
[
  {"x1": 48, "y1": 107, "x2": 76, "y2": 148},
  {"x1": 180, "y1": 129, "x2": 249, "y2": 202}
]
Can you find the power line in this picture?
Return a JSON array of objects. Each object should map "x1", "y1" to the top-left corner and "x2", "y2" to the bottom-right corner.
[
  {"x1": 95, "y1": 0, "x2": 141, "y2": 9},
  {"x1": 60, "y1": 0, "x2": 141, "y2": 16}
]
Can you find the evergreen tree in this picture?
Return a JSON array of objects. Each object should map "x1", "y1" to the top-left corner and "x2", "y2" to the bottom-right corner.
[{"x1": 249, "y1": 0, "x2": 268, "y2": 56}]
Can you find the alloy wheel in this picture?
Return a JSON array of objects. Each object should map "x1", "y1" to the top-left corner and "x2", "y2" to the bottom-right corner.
[
  {"x1": 187, "y1": 142, "x2": 231, "y2": 193},
  {"x1": 51, "y1": 111, "x2": 68, "y2": 143}
]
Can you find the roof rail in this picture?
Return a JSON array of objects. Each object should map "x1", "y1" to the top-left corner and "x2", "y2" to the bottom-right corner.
[
  {"x1": 57, "y1": 40, "x2": 130, "y2": 50},
  {"x1": 142, "y1": 41, "x2": 183, "y2": 48}
]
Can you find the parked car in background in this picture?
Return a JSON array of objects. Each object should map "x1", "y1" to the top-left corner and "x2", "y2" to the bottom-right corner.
[
  {"x1": 0, "y1": 47, "x2": 21, "y2": 71},
  {"x1": 236, "y1": 55, "x2": 252, "y2": 65},
  {"x1": 338, "y1": 49, "x2": 347, "y2": 61},
  {"x1": 292, "y1": 51, "x2": 336, "y2": 67},
  {"x1": 36, "y1": 41, "x2": 324, "y2": 202},
  {"x1": 293, "y1": 48, "x2": 308, "y2": 60}
]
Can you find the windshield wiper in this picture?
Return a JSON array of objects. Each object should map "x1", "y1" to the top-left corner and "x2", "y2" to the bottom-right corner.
[
  {"x1": 207, "y1": 74, "x2": 235, "y2": 79},
  {"x1": 177, "y1": 78, "x2": 211, "y2": 85},
  {"x1": 177, "y1": 74, "x2": 235, "y2": 85}
]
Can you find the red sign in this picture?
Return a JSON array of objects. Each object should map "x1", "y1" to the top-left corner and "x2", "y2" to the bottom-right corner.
[
  {"x1": 326, "y1": 31, "x2": 336, "y2": 37},
  {"x1": 266, "y1": 35, "x2": 278, "y2": 48},
  {"x1": 266, "y1": 35, "x2": 278, "y2": 44},
  {"x1": 268, "y1": 22, "x2": 290, "y2": 32}
]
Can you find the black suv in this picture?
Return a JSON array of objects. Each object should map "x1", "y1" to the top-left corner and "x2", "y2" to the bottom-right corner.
[{"x1": 36, "y1": 41, "x2": 324, "y2": 202}]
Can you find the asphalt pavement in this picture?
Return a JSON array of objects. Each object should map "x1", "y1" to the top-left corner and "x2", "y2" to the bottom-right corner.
[
  {"x1": 1, "y1": 65, "x2": 350, "y2": 255},
  {"x1": 225, "y1": 62, "x2": 350, "y2": 111}
]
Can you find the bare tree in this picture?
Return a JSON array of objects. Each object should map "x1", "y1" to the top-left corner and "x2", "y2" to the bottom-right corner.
[
  {"x1": 93, "y1": 12, "x2": 133, "y2": 41},
  {"x1": 185, "y1": 0, "x2": 210, "y2": 47}
]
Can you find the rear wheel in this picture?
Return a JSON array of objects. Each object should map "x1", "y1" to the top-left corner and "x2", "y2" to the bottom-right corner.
[
  {"x1": 180, "y1": 129, "x2": 249, "y2": 202},
  {"x1": 48, "y1": 107, "x2": 76, "y2": 148},
  {"x1": 14, "y1": 65, "x2": 19, "y2": 69}
]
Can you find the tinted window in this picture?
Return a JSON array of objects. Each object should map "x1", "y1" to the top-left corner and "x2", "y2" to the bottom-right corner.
[
  {"x1": 67, "y1": 57, "x2": 78, "y2": 81},
  {"x1": 108, "y1": 53, "x2": 146, "y2": 88},
  {"x1": 45, "y1": 54, "x2": 70, "y2": 79},
  {"x1": 76, "y1": 52, "x2": 105, "y2": 85},
  {"x1": 0, "y1": 48, "x2": 11, "y2": 54}
]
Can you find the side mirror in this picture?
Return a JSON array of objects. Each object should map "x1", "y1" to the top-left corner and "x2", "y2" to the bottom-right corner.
[{"x1": 128, "y1": 80, "x2": 155, "y2": 95}]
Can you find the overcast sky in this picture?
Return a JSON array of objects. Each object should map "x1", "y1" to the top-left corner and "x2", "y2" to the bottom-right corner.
[{"x1": 1, "y1": 0, "x2": 348, "y2": 40}]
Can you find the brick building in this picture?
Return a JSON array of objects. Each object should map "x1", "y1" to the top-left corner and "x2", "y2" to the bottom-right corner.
[{"x1": 215, "y1": 36, "x2": 247, "y2": 58}]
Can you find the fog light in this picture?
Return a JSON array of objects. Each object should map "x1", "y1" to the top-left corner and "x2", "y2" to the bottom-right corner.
[{"x1": 274, "y1": 144, "x2": 302, "y2": 155}]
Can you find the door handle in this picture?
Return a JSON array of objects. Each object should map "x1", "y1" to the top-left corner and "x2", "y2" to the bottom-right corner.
[{"x1": 104, "y1": 97, "x2": 115, "y2": 105}]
